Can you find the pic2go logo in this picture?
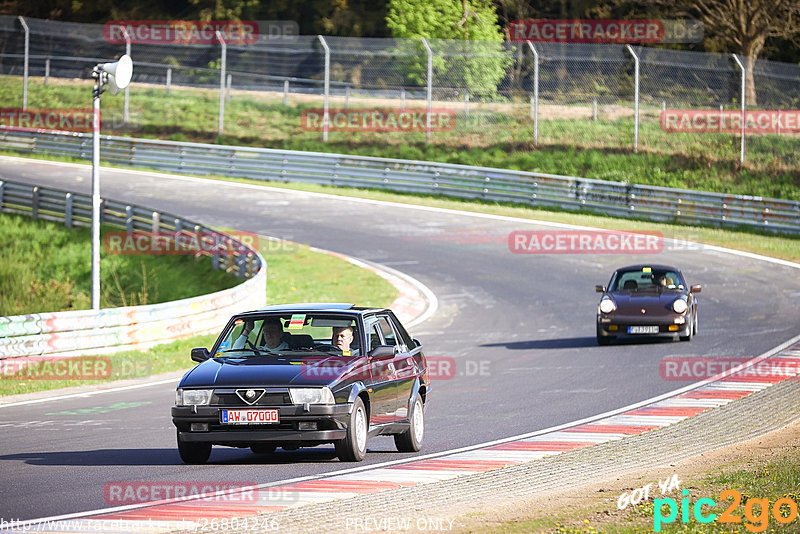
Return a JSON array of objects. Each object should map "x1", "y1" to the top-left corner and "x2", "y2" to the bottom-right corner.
[{"x1": 654, "y1": 489, "x2": 799, "y2": 532}]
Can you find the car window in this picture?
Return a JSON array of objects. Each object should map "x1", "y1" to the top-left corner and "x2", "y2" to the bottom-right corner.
[
  {"x1": 388, "y1": 313, "x2": 415, "y2": 348},
  {"x1": 215, "y1": 313, "x2": 359, "y2": 356},
  {"x1": 377, "y1": 316, "x2": 407, "y2": 352},
  {"x1": 367, "y1": 323, "x2": 382, "y2": 352},
  {"x1": 611, "y1": 269, "x2": 684, "y2": 292}
]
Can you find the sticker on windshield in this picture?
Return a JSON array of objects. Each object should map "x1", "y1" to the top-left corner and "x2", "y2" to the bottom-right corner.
[
  {"x1": 289, "y1": 314, "x2": 306, "y2": 329},
  {"x1": 343, "y1": 350, "x2": 351, "y2": 356},
  {"x1": 218, "y1": 341, "x2": 230, "y2": 351},
  {"x1": 642, "y1": 267, "x2": 652, "y2": 273},
  {"x1": 234, "y1": 319, "x2": 244, "y2": 326}
]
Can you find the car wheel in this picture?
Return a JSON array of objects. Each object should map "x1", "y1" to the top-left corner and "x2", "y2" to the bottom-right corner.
[
  {"x1": 394, "y1": 396, "x2": 424, "y2": 452},
  {"x1": 177, "y1": 431, "x2": 211, "y2": 464},
  {"x1": 251, "y1": 444, "x2": 277, "y2": 454},
  {"x1": 596, "y1": 325, "x2": 613, "y2": 346},
  {"x1": 680, "y1": 315, "x2": 693, "y2": 341},
  {"x1": 336, "y1": 397, "x2": 368, "y2": 462}
]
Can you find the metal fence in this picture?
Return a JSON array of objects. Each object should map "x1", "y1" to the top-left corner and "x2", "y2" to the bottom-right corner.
[
  {"x1": 0, "y1": 179, "x2": 267, "y2": 358},
  {"x1": 2, "y1": 128, "x2": 797, "y2": 234},
  {"x1": 1, "y1": 15, "x2": 799, "y2": 166}
]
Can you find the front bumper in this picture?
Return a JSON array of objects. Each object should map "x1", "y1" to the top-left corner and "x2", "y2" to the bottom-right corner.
[
  {"x1": 172, "y1": 403, "x2": 351, "y2": 445},
  {"x1": 597, "y1": 314, "x2": 691, "y2": 338}
]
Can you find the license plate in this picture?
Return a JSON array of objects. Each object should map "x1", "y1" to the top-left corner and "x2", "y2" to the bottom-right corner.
[
  {"x1": 628, "y1": 325, "x2": 659, "y2": 334},
  {"x1": 220, "y1": 409, "x2": 279, "y2": 424}
]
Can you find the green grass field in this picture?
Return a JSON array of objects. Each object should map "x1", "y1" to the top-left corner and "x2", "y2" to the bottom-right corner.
[
  {"x1": 0, "y1": 213, "x2": 238, "y2": 315},
  {"x1": 1, "y1": 77, "x2": 797, "y2": 200}
]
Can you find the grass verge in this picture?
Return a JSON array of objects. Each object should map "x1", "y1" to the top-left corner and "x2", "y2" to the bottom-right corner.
[
  {"x1": 0, "y1": 212, "x2": 237, "y2": 315},
  {"x1": 1, "y1": 77, "x2": 797, "y2": 200},
  {"x1": 0, "y1": 240, "x2": 398, "y2": 396}
]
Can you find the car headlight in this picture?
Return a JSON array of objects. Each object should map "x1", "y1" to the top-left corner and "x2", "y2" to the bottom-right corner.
[
  {"x1": 672, "y1": 298, "x2": 688, "y2": 314},
  {"x1": 289, "y1": 387, "x2": 335, "y2": 405},
  {"x1": 599, "y1": 298, "x2": 616, "y2": 314},
  {"x1": 176, "y1": 389, "x2": 213, "y2": 406}
]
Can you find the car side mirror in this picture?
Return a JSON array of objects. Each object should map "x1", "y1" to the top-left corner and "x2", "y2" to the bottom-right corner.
[
  {"x1": 412, "y1": 338, "x2": 423, "y2": 349},
  {"x1": 191, "y1": 347, "x2": 210, "y2": 362},
  {"x1": 690, "y1": 284, "x2": 702, "y2": 293},
  {"x1": 595, "y1": 285, "x2": 606, "y2": 293},
  {"x1": 369, "y1": 345, "x2": 396, "y2": 360}
]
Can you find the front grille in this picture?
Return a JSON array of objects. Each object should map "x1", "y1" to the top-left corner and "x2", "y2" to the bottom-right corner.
[{"x1": 211, "y1": 392, "x2": 291, "y2": 406}]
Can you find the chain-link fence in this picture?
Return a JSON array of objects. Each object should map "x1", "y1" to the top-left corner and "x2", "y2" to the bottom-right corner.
[{"x1": 1, "y1": 15, "x2": 799, "y2": 186}]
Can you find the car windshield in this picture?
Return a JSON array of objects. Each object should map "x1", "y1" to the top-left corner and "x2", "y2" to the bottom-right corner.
[
  {"x1": 213, "y1": 313, "x2": 361, "y2": 358},
  {"x1": 609, "y1": 268, "x2": 684, "y2": 292}
]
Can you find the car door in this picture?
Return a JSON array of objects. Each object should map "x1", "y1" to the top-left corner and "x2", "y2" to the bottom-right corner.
[
  {"x1": 376, "y1": 315, "x2": 415, "y2": 422},
  {"x1": 364, "y1": 320, "x2": 397, "y2": 426}
]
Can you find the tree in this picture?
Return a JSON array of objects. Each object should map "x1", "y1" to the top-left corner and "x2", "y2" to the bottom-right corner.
[
  {"x1": 386, "y1": 0, "x2": 511, "y2": 98},
  {"x1": 678, "y1": 0, "x2": 800, "y2": 105}
]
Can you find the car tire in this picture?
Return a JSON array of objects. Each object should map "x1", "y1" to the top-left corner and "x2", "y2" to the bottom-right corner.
[
  {"x1": 251, "y1": 444, "x2": 277, "y2": 455},
  {"x1": 335, "y1": 397, "x2": 368, "y2": 462},
  {"x1": 680, "y1": 315, "x2": 693, "y2": 341},
  {"x1": 177, "y1": 431, "x2": 211, "y2": 464},
  {"x1": 394, "y1": 396, "x2": 424, "y2": 452},
  {"x1": 693, "y1": 312, "x2": 698, "y2": 335},
  {"x1": 596, "y1": 324, "x2": 613, "y2": 346}
]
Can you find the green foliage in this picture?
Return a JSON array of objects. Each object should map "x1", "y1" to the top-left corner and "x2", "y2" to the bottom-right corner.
[{"x1": 386, "y1": 0, "x2": 511, "y2": 96}]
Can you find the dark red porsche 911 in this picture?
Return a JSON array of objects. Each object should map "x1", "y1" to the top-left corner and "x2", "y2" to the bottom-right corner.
[{"x1": 595, "y1": 265, "x2": 701, "y2": 345}]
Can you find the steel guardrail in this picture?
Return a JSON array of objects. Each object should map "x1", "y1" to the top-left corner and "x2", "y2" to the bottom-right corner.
[
  {"x1": 0, "y1": 179, "x2": 266, "y2": 358},
  {"x1": 2, "y1": 128, "x2": 798, "y2": 234}
]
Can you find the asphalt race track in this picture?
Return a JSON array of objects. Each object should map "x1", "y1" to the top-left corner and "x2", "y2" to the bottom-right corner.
[{"x1": 1, "y1": 157, "x2": 799, "y2": 521}]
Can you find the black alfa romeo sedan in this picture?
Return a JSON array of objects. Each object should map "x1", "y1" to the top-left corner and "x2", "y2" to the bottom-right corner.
[{"x1": 172, "y1": 303, "x2": 429, "y2": 463}]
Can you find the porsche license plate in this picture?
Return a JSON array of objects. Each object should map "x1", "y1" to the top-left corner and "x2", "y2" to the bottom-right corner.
[
  {"x1": 220, "y1": 409, "x2": 279, "y2": 424},
  {"x1": 628, "y1": 325, "x2": 659, "y2": 334}
]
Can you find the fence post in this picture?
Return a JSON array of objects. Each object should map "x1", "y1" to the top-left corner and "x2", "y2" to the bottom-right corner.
[
  {"x1": 464, "y1": 91, "x2": 469, "y2": 117},
  {"x1": 226, "y1": 73, "x2": 232, "y2": 101},
  {"x1": 593, "y1": 97, "x2": 597, "y2": 121},
  {"x1": 421, "y1": 37, "x2": 433, "y2": 144},
  {"x1": 626, "y1": 44, "x2": 639, "y2": 152},
  {"x1": 215, "y1": 31, "x2": 227, "y2": 136},
  {"x1": 283, "y1": 79, "x2": 289, "y2": 105},
  {"x1": 18, "y1": 17, "x2": 29, "y2": 110},
  {"x1": 732, "y1": 53, "x2": 746, "y2": 164},
  {"x1": 166, "y1": 67, "x2": 171, "y2": 95},
  {"x1": 121, "y1": 26, "x2": 131, "y2": 124},
  {"x1": 526, "y1": 41, "x2": 539, "y2": 147},
  {"x1": 65, "y1": 192, "x2": 73, "y2": 228},
  {"x1": 44, "y1": 58, "x2": 50, "y2": 86},
  {"x1": 125, "y1": 205, "x2": 133, "y2": 233},
  {"x1": 32, "y1": 186, "x2": 39, "y2": 219},
  {"x1": 151, "y1": 211, "x2": 160, "y2": 236},
  {"x1": 318, "y1": 35, "x2": 330, "y2": 142}
]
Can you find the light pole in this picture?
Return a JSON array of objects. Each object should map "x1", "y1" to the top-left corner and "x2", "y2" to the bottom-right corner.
[{"x1": 90, "y1": 54, "x2": 133, "y2": 310}]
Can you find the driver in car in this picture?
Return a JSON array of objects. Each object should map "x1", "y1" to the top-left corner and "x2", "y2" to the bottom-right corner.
[
  {"x1": 332, "y1": 326, "x2": 359, "y2": 356},
  {"x1": 233, "y1": 319, "x2": 289, "y2": 351}
]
